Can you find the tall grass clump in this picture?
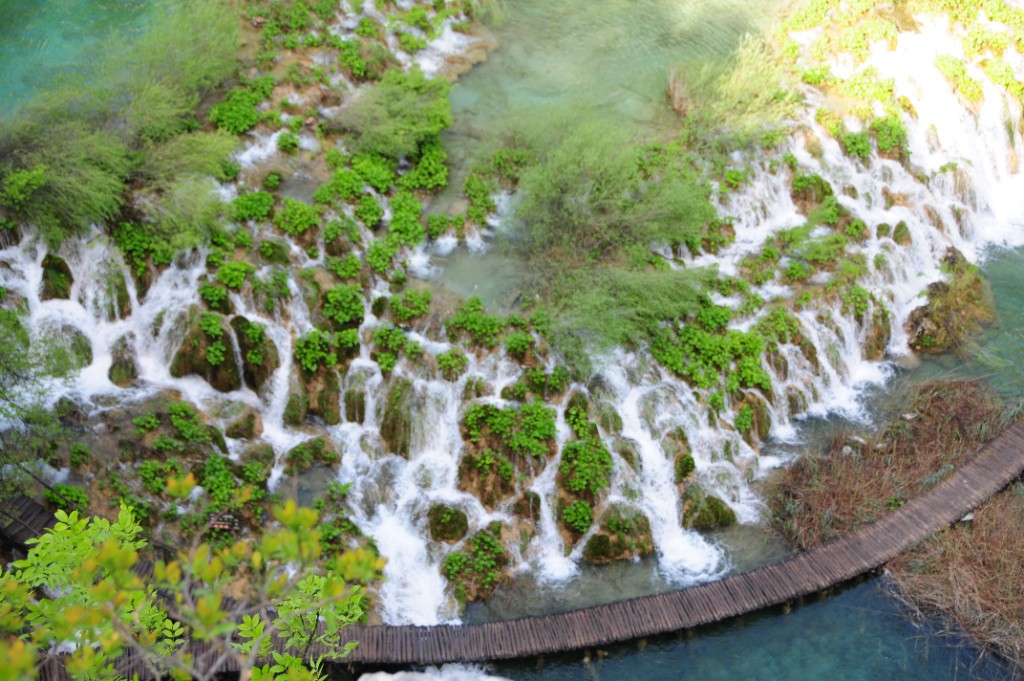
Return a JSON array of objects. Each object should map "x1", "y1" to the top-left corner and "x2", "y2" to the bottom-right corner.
[{"x1": 0, "y1": 0, "x2": 239, "y2": 246}]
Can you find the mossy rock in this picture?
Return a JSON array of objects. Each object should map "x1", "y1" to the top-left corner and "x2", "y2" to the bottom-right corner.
[
  {"x1": 381, "y1": 377, "x2": 413, "y2": 457},
  {"x1": 41, "y1": 254, "x2": 73, "y2": 300},
  {"x1": 904, "y1": 250, "x2": 994, "y2": 354},
  {"x1": 169, "y1": 310, "x2": 241, "y2": 393},
  {"x1": 427, "y1": 504, "x2": 469, "y2": 543},
  {"x1": 582, "y1": 504, "x2": 654, "y2": 565},
  {"x1": 344, "y1": 389, "x2": 366, "y2": 423},
  {"x1": 462, "y1": 377, "x2": 492, "y2": 400},
  {"x1": 674, "y1": 452, "x2": 696, "y2": 483},
  {"x1": 892, "y1": 220, "x2": 912, "y2": 245},
  {"x1": 662, "y1": 427, "x2": 690, "y2": 460},
  {"x1": 226, "y1": 409, "x2": 263, "y2": 440},
  {"x1": 258, "y1": 238, "x2": 291, "y2": 265},
  {"x1": 613, "y1": 437, "x2": 639, "y2": 471},
  {"x1": 49, "y1": 324, "x2": 93, "y2": 371},
  {"x1": 103, "y1": 270, "x2": 131, "y2": 321},
  {"x1": 681, "y1": 484, "x2": 737, "y2": 531},
  {"x1": 876, "y1": 223, "x2": 891, "y2": 239},
  {"x1": 108, "y1": 337, "x2": 137, "y2": 387},
  {"x1": 243, "y1": 442, "x2": 276, "y2": 468},
  {"x1": 302, "y1": 366, "x2": 341, "y2": 426},
  {"x1": 458, "y1": 451, "x2": 515, "y2": 510},
  {"x1": 864, "y1": 306, "x2": 891, "y2": 361},
  {"x1": 284, "y1": 391, "x2": 309, "y2": 426},
  {"x1": 512, "y1": 491, "x2": 542, "y2": 522},
  {"x1": 231, "y1": 316, "x2": 280, "y2": 393},
  {"x1": 285, "y1": 436, "x2": 339, "y2": 474}
]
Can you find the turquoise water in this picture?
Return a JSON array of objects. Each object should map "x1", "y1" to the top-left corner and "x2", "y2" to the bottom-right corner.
[
  {"x1": 490, "y1": 579, "x2": 1013, "y2": 681},
  {"x1": 0, "y1": 0, "x2": 156, "y2": 119}
]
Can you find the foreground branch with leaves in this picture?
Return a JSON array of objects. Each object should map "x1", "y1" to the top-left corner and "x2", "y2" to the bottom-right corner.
[{"x1": 0, "y1": 482, "x2": 384, "y2": 681}]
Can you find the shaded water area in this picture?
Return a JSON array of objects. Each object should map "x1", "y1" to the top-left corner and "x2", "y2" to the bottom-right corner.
[{"x1": 0, "y1": 0, "x2": 158, "y2": 119}]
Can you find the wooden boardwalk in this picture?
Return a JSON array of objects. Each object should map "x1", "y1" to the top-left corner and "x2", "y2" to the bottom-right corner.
[{"x1": 4, "y1": 420, "x2": 1024, "y2": 670}]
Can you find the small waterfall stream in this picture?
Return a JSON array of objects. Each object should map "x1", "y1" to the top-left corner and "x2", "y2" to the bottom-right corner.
[{"x1": 3, "y1": 5, "x2": 1024, "y2": 628}]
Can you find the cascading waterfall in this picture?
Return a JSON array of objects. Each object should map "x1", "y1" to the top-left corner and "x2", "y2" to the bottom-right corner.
[{"x1": 4, "y1": 6, "x2": 1024, "y2": 627}]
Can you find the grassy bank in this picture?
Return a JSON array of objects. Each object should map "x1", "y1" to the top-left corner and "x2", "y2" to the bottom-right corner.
[{"x1": 767, "y1": 379, "x2": 1024, "y2": 666}]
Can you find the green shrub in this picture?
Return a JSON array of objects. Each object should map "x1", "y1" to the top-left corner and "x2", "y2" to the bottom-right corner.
[
  {"x1": 463, "y1": 172, "x2": 496, "y2": 224},
  {"x1": 277, "y1": 130, "x2": 300, "y2": 153},
  {"x1": 355, "y1": 194, "x2": 384, "y2": 227},
  {"x1": 397, "y1": 139, "x2": 448, "y2": 190},
  {"x1": 841, "y1": 131, "x2": 871, "y2": 159},
  {"x1": 342, "y1": 67, "x2": 453, "y2": 159},
  {"x1": 209, "y1": 89, "x2": 262, "y2": 134},
  {"x1": 870, "y1": 116, "x2": 908, "y2": 158},
  {"x1": 561, "y1": 499, "x2": 593, "y2": 533},
  {"x1": 505, "y1": 330, "x2": 534, "y2": 359},
  {"x1": 559, "y1": 436, "x2": 613, "y2": 496},
  {"x1": 274, "y1": 198, "x2": 320, "y2": 235},
  {"x1": 366, "y1": 239, "x2": 397, "y2": 273},
  {"x1": 436, "y1": 348, "x2": 468, "y2": 381},
  {"x1": 216, "y1": 261, "x2": 255, "y2": 289},
  {"x1": 327, "y1": 253, "x2": 361, "y2": 280},
  {"x1": 199, "y1": 282, "x2": 229, "y2": 309},
  {"x1": 294, "y1": 328, "x2": 337, "y2": 373},
  {"x1": 45, "y1": 484, "x2": 89, "y2": 511},
  {"x1": 390, "y1": 289, "x2": 431, "y2": 322},
  {"x1": 446, "y1": 297, "x2": 504, "y2": 347},
  {"x1": 233, "y1": 191, "x2": 274, "y2": 223},
  {"x1": 322, "y1": 284, "x2": 364, "y2": 328}
]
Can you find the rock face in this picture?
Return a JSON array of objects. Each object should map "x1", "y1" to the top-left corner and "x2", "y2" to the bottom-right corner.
[
  {"x1": 108, "y1": 336, "x2": 138, "y2": 387},
  {"x1": 226, "y1": 408, "x2": 263, "y2": 440},
  {"x1": 285, "y1": 436, "x2": 339, "y2": 474},
  {"x1": 301, "y1": 367, "x2": 341, "y2": 426},
  {"x1": 582, "y1": 504, "x2": 654, "y2": 565},
  {"x1": 905, "y1": 248, "x2": 994, "y2": 354},
  {"x1": 344, "y1": 389, "x2": 366, "y2": 424},
  {"x1": 681, "y1": 483, "x2": 737, "y2": 531},
  {"x1": 427, "y1": 504, "x2": 468, "y2": 543},
  {"x1": 41, "y1": 254, "x2": 73, "y2": 300},
  {"x1": 458, "y1": 451, "x2": 515, "y2": 510},
  {"x1": 169, "y1": 311, "x2": 241, "y2": 393},
  {"x1": 380, "y1": 377, "x2": 413, "y2": 457},
  {"x1": 231, "y1": 316, "x2": 280, "y2": 393}
]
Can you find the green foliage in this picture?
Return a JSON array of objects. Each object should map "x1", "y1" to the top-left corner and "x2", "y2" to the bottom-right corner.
[
  {"x1": 44, "y1": 484, "x2": 89, "y2": 511},
  {"x1": 314, "y1": 169, "x2": 364, "y2": 205},
  {"x1": 560, "y1": 436, "x2": 613, "y2": 497},
  {"x1": 294, "y1": 328, "x2": 337, "y2": 373},
  {"x1": 390, "y1": 289, "x2": 431, "y2": 322},
  {"x1": 735, "y1": 404, "x2": 754, "y2": 434},
  {"x1": 277, "y1": 131, "x2": 301, "y2": 154},
  {"x1": 200, "y1": 312, "x2": 224, "y2": 340},
  {"x1": 322, "y1": 284, "x2": 365, "y2": 327},
  {"x1": 210, "y1": 88, "x2": 263, "y2": 134},
  {"x1": 355, "y1": 194, "x2": 384, "y2": 227},
  {"x1": 463, "y1": 172, "x2": 496, "y2": 224},
  {"x1": 436, "y1": 348, "x2": 469, "y2": 381},
  {"x1": 366, "y1": 239, "x2": 397, "y2": 273},
  {"x1": 0, "y1": 164, "x2": 47, "y2": 210},
  {"x1": 505, "y1": 330, "x2": 534, "y2": 359},
  {"x1": 934, "y1": 54, "x2": 984, "y2": 102},
  {"x1": 398, "y1": 139, "x2": 448, "y2": 190},
  {"x1": 463, "y1": 401, "x2": 557, "y2": 459},
  {"x1": 870, "y1": 116, "x2": 908, "y2": 158},
  {"x1": 275, "y1": 198, "x2": 320, "y2": 235},
  {"x1": 69, "y1": 443, "x2": 91, "y2": 469},
  {"x1": 342, "y1": 67, "x2": 453, "y2": 159},
  {"x1": 841, "y1": 131, "x2": 871, "y2": 159},
  {"x1": 388, "y1": 190, "x2": 425, "y2": 245},
  {"x1": 446, "y1": 297, "x2": 504, "y2": 347},
  {"x1": 216, "y1": 261, "x2": 255, "y2": 289},
  {"x1": 561, "y1": 499, "x2": 593, "y2": 533},
  {"x1": 652, "y1": 324, "x2": 771, "y2": 393},
  {"x1": 327, "y1": 253, "x2": 362, "y2": 280},
  {"x1": 133, "y1": 412, "x2": 160, "y2": 435},
  {"x1": 168, "y1": 402, "x2": 210, "y2": 443}
]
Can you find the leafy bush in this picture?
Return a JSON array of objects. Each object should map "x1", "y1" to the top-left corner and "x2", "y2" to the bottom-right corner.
[
  {"x1": 505, "y1": 330, "x2": 534, "y2": 359},
  {"x1": 45, "y1": 484, "x2": 89, "y2": 511},
  {"x1": 561, "y1": 499, "x2": 593, "y2": 533},
  {"x1": 277, "y1": 130, "x2": 300, "y2": 153},
  {"x1": 436, "y1": 348, "x2": 468, "y2": 381},
  {"x1": 342, "y1": 67, "x2": 453, "y2": 159},
  {"x1": 390, "y1": 289, "x2": 431, "y2": 322},
  {"x1": 313, "y1": 168, "x2": 364, "y2": 205},
  {"x1": 274, "y1": 198, "x2": 320, "y2": 235},
  {"x1": 323, "y1": 284, "x2": 364, "y2": 327},
  {"x1": 388, "y1": 190, "x2": 424, "y2": 245},
  {"x1": 397, "y1": 139, "x2": 448, "y2": 190},
  {"x1": 210, "y1": 89, "x2": 263, "y2": 134},
  {"x1": 294, "y1": 328, "x2": 337, "y2": 373},
  {"x1": 234, "y1": 189, "x2": 276, "y2": 222},
  {"x1": 559, "y1": 436, "x2": 613, "y2": 496},
  {"x1": 446, "y1": 297, "x2": 504, "y2": 347},
  {"x1": 355, "y1": 194, "x2": 383, "y2": 227},
  {"x1": 366, "y1": 239, "x2": 397, "y2": 273},
  {"x1": 463, "y1": 172, "x2": 495, "y2": 224},
  {"x1": 216, "y1": 261, "x2": 255, "y2": 289},
  {"x1": 327, "y1": 253, "x2": 361, "y2": 280}
]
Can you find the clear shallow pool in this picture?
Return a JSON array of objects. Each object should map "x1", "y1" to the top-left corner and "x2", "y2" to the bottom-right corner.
[{"x1": 0, "y1": 0, "x2": 157, "y2": 119}]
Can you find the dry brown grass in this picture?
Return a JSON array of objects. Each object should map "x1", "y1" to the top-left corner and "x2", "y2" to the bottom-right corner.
[
  {"x1": 889, "y1": 487, "x2": 1024, "y2": 668},
  {"x1": 767, "y1": 378, "x2": 1024, "y2": 668},
  {"x1": 767, "y1": 380, "x2": 1007, "y2": 550}
]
